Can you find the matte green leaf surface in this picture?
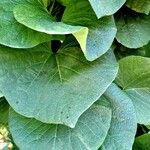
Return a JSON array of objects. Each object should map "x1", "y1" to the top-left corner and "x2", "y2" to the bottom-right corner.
[
  {"x1": 126, "y1": 0, "x2": 150, "y2": 15},
  {"x1": 63, "y1": 0, "x2": 117, "y2": 61},
  {"x1": 116, "y1": 14, "x2": 150, "y2": 48},
  {"x1": 0, "y1": 43, "x2": 118, "y2": 128},
  {"x1": 88, "y1": 0, "x2": 126, "y2": 19},
  {"x1": 133, "y1": 134, "x2": 150, "y2": 150},
  {"x1": 116, "y1": 56, "x2": 150, "y2": 124},
  {"x1": 13, "y1": 1, "x2": 88, "y2": 56},
  {"x1": 0, "y1": 0, "x2": 51, "y2": 48},
  {"x1": 100, "y1": 83, "x2": 137, "y2": 150},
  {"x1": 9, "y1": 104, "x2": 112, "y2": 150}
]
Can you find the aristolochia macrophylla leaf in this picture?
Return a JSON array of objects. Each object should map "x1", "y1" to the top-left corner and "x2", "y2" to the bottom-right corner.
[
  {"x1": 100, "y1": 83, "x2": 137, "y2": 150},
  {"x1": 62, "y1": 0, "x2": 117, "y2": 61},
  {"x1": 9, "y1": 103, "x2": 111, "y2": 150},
  {"x1": 13, "y1": 0, "x2": 88, "y2": 58},
  {"x1": 0, "y1": 42, "x2": 118, "y2": 128},
  {"x1": 126, "y1": 0, "x2": 150, "y2": 15},
  {"x1": 0, "y1": 0, "x2": 51, "y2": 48},
  {"x1": 116, "y1": 56, "x2": 150, "y2": 125},
  {"x1": 88, "y1": 0, "x2": 126, "y2": 19},
  {"x1": 116, "y1": 12, "x2": 150, "y2": 49}
]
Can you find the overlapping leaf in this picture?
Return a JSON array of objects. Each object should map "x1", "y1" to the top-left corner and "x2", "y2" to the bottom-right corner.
[
  {"x1": 9, "y1": 103, "x2": 112, "y2": 150},
  {"x1": 116, "y1": 12, "x2": 150, "y2": 48},
  {"x1": 126, "y1": 0, "x2": 150, "y2": 15},
  {"x1": 100, "y1": 83, "x2": 137, "y2": 150},
  {"x1": 88, "y1": 0, "x2": 126, "y2": 19},
  {"x1": 0, "y1": 0, "x2": 52, "y2": 48},
  {"x1": 116, "y1": 56, "x2": 150, "y2": 124},
  {"x1": 0, "y1": 42, "x2": 118, "y2": 128},
  {"x1": 13, "y1": 0, "x2": 88, "y2": 58},
  {"x1": 62, "y1": 0, "x2": 117, "y2": 61}
]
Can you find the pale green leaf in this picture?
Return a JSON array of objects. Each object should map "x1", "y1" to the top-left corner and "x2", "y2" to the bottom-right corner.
[
  {"x1": 100, "y1": 83, "x2": 137, "y2": 150},
  {"x1": 0, "y1": 0, "x2": 51, "y2": 48},
  {"x1": 126, "y1": 0, "x2": 150, "y2": 15},
  {"x1": 0, "y1": 43, "x2": 118, "y2": 128},
  {"x1": 88, "y1": 0, "x2": 126, "y2": 19},
  {"x1": 116, "y1": 56, "x2": 150, "y2": 124},
  {"x1": 63, "y1": 0, "x2": 117, "y2": 61},
  {"x1": 9, "y1": 104, "x2": 112, "y2": 150},
  {"x1": 13, "y1": 1, "x2": 88, "y2": 58},
  {"x1": 116, "y1": 13, "x2": 150, "y2": 48}
]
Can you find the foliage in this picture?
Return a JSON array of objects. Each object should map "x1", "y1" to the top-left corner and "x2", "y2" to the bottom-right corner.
[{"x1": 0, "y1": 0, "x2": 150, "y2": 149}]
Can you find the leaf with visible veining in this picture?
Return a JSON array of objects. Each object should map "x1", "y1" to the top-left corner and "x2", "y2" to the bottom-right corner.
[
  {"x1": 116, "y1": 56, "x2": 150, "y2": 124},
  {"x1": 100, "y1": 83, "x2": 137, "y2": 150},
  {"x1": 0, "y1": 42, "x2": 118, "y2": 128},
  {"x1": 9, "y1": 103, "x2": 111, "y2": 150}
]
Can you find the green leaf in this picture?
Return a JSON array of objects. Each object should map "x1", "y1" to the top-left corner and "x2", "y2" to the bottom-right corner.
[
  {"x1": 0, "y1": 43, "x2": 118, "y2": 128},
  {"x1": 116, "y1": 13, "x2": 150, "y2": 48},
  {"x1": 139, "y1": 42, "x2": 150, "y2": 57},
  {"x1": 100, "y1": 83, "x2": 137, "y2": 150},
  {"x1": 88, "y1": 0, "x2": 126, "y2": 19},
  {"x1": 116, "y1": 56, "x2": 150, "y2": 124},
  {"x1": 133, "y1": 134, "x2": 150, "y2": 150},
  {"x1": 0, "y1": 97, "x2": 9, "y2": 125},
  {"x1": 13, "y1": 0, "x2": 88, "y2": 58},
  {"x1": 9, "y1": 103, "x2": 112, "y2": 150},
  {"x1": 0, "y1": 0, "x2": 51, "y2": 48},
  {"x1": 126, "y1": 0, "x2": 150, "y2": 15},
  {"x1": 63, "y1": 0, "x2": 117, "y2": 61}
]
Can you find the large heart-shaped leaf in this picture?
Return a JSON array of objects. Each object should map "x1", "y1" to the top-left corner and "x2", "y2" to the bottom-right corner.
[
  {"x1": 116, "y1": 56, "x2": 150, "y2": 124},
  {"x1": 0, "y1": 43, "x2": 118, "y2": 128},
  {"x1": 62, "y1": 0, "x2": 117, "y2": 61},
  {"x1": 126, "y1": 0, "x2": 150, "y2": 15},
  {"x1": 9, "y1": 103, "x2": 112, "y2": 150},
  {"x1": 13, "y1": 0, "x2": 88, "y2": 57},
  {"x1": 0, "y1": 0, "x2": 51, "y2": 48},
  {"x1": 88, "y1": 0, "x2": 126, "y2": 19},
  {"x1": 100, "y1": 83, "x2": 137, "y2": 150},
  {"x1": 116, "y1": 13, "x2": 150, "y2": 48}
]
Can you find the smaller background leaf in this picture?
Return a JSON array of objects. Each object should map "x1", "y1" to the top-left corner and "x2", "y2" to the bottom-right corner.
[
  {"x1": 133, "y1": 134, "x2": 150, "y2": 150},
  {"x1": 126, "y1": 0, "x2": 150, "y2": 15}
]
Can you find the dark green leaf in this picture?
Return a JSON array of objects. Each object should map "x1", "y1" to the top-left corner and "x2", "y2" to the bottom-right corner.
[
  {"x1": 126, "y1": 0, "x2": 150, "y2": 15},
  {"x1": 133, "y1": 134, "x2": 150, "y2": 150}
]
